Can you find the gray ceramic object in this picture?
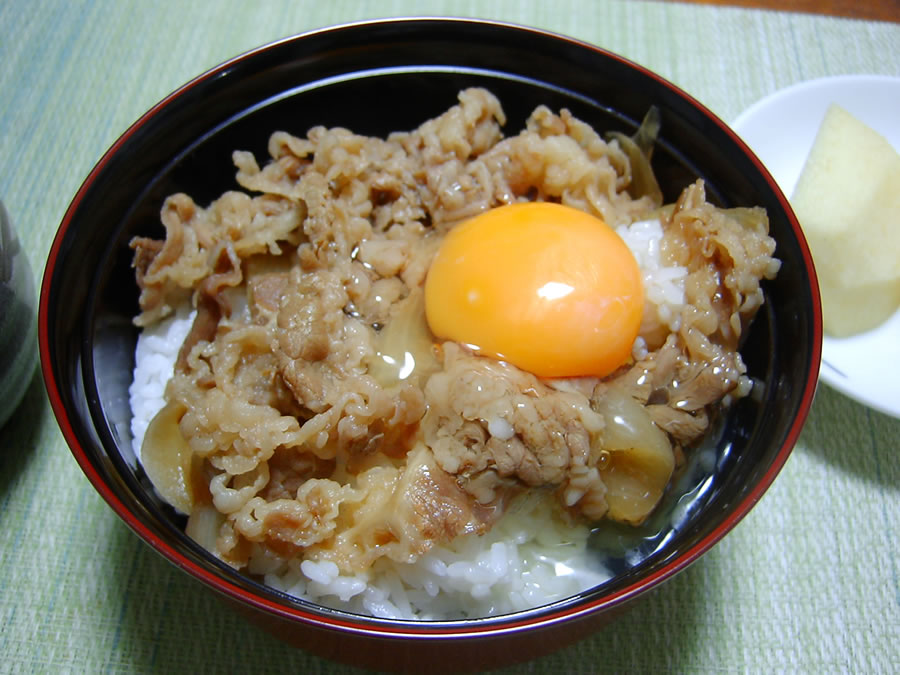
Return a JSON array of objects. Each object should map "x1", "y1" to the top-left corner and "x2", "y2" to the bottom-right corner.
[{"x1": 0, "y1": 201, "x2": 38, "y2": 428}]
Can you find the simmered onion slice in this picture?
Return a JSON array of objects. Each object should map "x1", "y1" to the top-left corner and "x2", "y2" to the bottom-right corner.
[
  {"x1": 595, "y1": 388, "x2": 675, "y2": 525},
  {"x1": 141, "y1": 400, "x2": 195, "y2": 514}
]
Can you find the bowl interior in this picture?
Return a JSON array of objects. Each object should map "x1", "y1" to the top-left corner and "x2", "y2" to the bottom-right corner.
[{"x1": 41, "y1": 18, "x2": 820, "y2": 632}]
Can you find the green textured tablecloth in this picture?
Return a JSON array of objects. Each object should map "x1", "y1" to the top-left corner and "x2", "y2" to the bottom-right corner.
[{"x1": 2, "y1": 1, "x2": 898, "y2": 672}]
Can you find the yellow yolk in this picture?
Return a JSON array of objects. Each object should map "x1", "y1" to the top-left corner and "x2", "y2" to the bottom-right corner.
[{"x1": 424, "y1": 202, "x2": 644, "y2": 379}]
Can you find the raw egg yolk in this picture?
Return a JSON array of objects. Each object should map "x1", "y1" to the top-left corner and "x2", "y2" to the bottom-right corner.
[{"x1": 424, "y1": 202, "x2": 644, "y2": 378}]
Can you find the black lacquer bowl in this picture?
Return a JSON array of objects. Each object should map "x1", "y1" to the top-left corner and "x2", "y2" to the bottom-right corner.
[{"x1": 39, "y1": 18, "x2": 821, "y2": 673}]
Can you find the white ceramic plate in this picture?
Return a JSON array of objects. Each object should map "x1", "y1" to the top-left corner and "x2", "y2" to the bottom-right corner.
[{"x1": 732, "y1": 75, "x2": 900, "y2": 419}]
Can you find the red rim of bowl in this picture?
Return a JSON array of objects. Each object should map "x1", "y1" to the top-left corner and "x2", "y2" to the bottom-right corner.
[{"x1": 39, "y1": 16, "x2": 822, "y2": 639}]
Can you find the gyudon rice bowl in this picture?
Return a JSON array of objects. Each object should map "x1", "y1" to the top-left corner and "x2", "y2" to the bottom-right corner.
[{"x1": 128, "y1": 88, "x2": 779, "y2": 620}]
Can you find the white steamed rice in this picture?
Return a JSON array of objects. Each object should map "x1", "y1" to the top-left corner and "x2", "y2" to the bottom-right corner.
[
  {"x1": 617, "y1": 218, "x2": 688, "y2": 361},
  {"x1": 257, "y1": 492, "x2": 611, "y2": 620},
  {"x1": 128, "y1": 303, "x2": 195, "y2": 463}
]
